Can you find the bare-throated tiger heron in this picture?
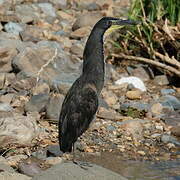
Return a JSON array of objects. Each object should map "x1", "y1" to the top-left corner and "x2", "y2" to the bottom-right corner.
[{"x1": 59, "y1": 17, "x2": 138, "y2": 165}]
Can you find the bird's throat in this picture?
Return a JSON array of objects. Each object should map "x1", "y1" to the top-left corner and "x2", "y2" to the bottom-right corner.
[{"x1": 82, "y1": 28, "x2": 106, "y2": 94}]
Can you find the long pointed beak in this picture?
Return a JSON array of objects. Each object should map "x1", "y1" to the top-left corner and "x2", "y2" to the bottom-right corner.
[{"x1": 111, "y1": 19, "x2": 139, "y2": 26}]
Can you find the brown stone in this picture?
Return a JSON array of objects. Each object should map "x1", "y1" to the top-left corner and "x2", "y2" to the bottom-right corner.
[
  {"x1": 151, "y1": 103, "x2": 163, "y2": 115},
  {"x1": 126, "y1": 90, "x2": 142, "y2": 100},
  {"x1": 0, "y1": 47, "x2": 17, "y2": 73},
  {"x1": 171, "y1": 126, "x2": 180, "y2": 137},
  {"x1": 70, "y1": 26, "x2": 91, "y2": 39}
]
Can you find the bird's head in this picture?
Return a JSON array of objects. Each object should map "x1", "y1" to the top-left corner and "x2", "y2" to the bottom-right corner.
[{"x1": 95, "y1": 17, "x2": 138, "y2": 34}]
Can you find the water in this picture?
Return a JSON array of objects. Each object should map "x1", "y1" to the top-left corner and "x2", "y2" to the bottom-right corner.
[{"x1": 79, "y1": 152, "x2": 180, "y2": 180}]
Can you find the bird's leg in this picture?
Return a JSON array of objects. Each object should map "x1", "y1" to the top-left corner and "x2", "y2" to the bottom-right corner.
[
  {"x1": 72, "y1": 143, "x2": 77, "y2": 164},
  {"x1": 72, "y1": 143, "x2": 92, "y2": 170}
]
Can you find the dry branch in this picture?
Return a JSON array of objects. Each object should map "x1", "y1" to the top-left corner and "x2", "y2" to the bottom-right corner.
[
  {"x1": 154, "y1": 51, "x2": 180, "y2": 69},
  {"x1": 112, "y1": 53, "x2": 180, "y2": 77}
]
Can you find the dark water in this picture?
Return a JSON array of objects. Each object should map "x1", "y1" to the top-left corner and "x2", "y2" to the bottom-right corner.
[{"x1": 79, "y1": 152, "x2": 180, "y2": 180}]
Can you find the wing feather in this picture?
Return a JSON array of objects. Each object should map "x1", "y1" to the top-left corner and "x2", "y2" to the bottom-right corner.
[{"x1": 59, "y1": 79, "x2": 98, "y2": 152}]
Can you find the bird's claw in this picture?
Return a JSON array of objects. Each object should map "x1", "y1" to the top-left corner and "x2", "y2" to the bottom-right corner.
[{"x1": 73, "y1": 160, "x2": 92, "y2": 170}]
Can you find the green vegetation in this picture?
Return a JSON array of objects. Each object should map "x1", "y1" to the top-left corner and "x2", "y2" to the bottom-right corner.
[{"x1": 113, "y1": 0, "x2": 180, "y2": 77}]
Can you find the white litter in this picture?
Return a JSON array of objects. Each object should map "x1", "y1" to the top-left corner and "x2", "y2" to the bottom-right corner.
[{"x1": 115, "y1": 76, "x2": 147, "y2": 92}]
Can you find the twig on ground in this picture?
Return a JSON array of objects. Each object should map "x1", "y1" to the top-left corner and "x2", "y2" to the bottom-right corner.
[
  {"x1": 112, "y1": 53, "x2": 180, "y2": 77},
  {"x1": 36, "y1": 48, "x2": 58, "y2": 82}
]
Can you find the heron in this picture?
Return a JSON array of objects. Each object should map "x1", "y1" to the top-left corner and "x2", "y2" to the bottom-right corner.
[{"x1": 58, "y1": 17, "x2": 138, "y2": 166}]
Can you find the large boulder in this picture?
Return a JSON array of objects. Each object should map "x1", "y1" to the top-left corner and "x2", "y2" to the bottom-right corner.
[
  {"x1": 32, "y1": 162, "x2": 127, "y2": 180},
  {"x1": 12, "y1": 41, "x2": 81, "y2": 94}
]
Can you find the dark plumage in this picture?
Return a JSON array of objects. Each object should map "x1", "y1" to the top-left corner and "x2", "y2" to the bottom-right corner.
[{"x1": 59, "y1": 17, "x2": 138, "y2": 154}]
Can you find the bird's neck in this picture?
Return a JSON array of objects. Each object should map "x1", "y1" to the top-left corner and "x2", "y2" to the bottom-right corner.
[{"x1": 82, "y1": 28, "x2": 106, "y2": 93}]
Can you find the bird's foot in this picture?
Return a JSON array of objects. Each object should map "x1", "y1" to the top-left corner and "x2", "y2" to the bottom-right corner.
[{"x1": 73, "y1": 160, "x2": 92, "y2": 170}]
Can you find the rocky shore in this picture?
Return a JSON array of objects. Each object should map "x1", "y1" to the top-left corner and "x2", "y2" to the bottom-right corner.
[{"x1": 0, "y1": 0, "x2": 179, "y2": 179}]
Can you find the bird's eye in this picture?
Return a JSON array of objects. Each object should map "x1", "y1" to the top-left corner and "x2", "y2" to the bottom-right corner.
[{"x1": 107, "y1": 21, "x2": 112, "y2": 26}]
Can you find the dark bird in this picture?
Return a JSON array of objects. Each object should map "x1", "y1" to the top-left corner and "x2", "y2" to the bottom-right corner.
[{"x1": 59, "y1": 17, "x2": 138, "y2": 163}]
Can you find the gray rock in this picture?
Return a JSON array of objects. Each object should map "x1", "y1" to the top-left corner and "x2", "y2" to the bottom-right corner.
[
  {"x1": 127, "y1": 66, "x2": 151, "y2": 81},
  {"x1": 47, "y1": 144, "x2": 63, "y2": 157},
  {"x1": 160, "y1": 95, "x2": 180, "y2": 110},
  {"x1": 38, "y1": 3, "x2": 56, "y2": 17},
  {"x1": 162, "y1": 110, "x2": 180, "y2": 126},
  {"x1": 154, "y1": 75, "x2": 169, "y2": 85},
  {"x1": 70, "y1": 42, "x2": 83, "y2": 58},
  {"x1": 15, "y1": 4, "x2": 40, "y2": 23},
  {"x1": 7, "y1": 155, "x2": 28, "y2": 167},
  {"x1": 0, "y1": 171, "x2": 31, "y2": 180},
  {"x1": 107, "y1": 125, "x2": 116, "y2": 132},
  {"x1": 85, "y1": 2, "x2": 101, "y2": 11},
  {"x1": 49, "y1": 0, "x2": 67, "y2": 8},
  {"x1": 12, "y1": 41, "x2": 81, "y2": 93},
  {"x1": 0, "y1": 38, "x2": 34, "y2": 53},
  {"x1": 32, "y1": 82, "x2": 50, "y2": 96},
  {"x1": 25, "y1": 94, "x2": 49, "y2": 113},
  {"x1": 120, "y1": 102, "x2": 150, "y2": 112},
  {"x1": 0, "y1": 112, "x2": 39, "y2": 147},
  {"x1": 0, "y1": 0, "x2": 5, "y2": 5},
  {"x1": 32, "y1": 162, "x2": 127, "y2": 180},
  {"x1": 19, "y1": 161, "x2": 43, "y2": 177},
  {"x1": 0, "y1": 102, "x2": 13, "y2": 112},
  {"x1": 32, "y1": 149, "x2": 47, "y2": 160},
  {"x1": 46, "y1": 94, "x2": 64, "y2": 122},
  {"x1": 161, "y1": 134, "x2": 180, "y2": 146},
  {"x1": 19, "y1": 26, "x2": 44, "y2": 42},
  {"x1": 5, "y1": 73, "x2": 16, "y2": 87},
  {"x1": 160, "y1": 89, "x2": 175, "y2": 95},
  {"x1": 0, "y1": 156, "x2": 15, "y2": 173},
  {"x1": 4, "y1": 22, "x2": 24, "y2": 35},
  {"x1": 0, "y1": 93, "x2": 15, "y2": 104}
]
